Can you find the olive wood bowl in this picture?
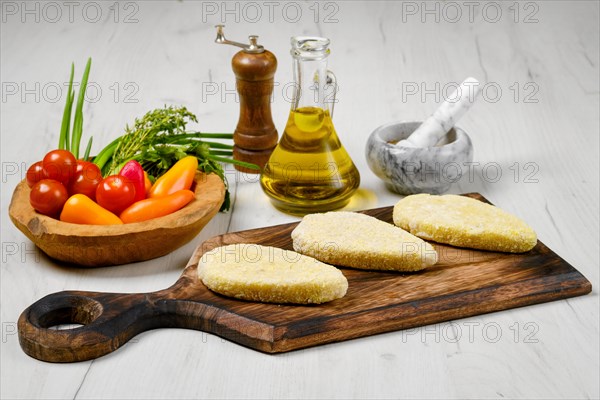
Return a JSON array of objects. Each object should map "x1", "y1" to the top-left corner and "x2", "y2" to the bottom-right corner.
[{"x1": 8, "y1": 172, "x2": 225, "y2": 267}]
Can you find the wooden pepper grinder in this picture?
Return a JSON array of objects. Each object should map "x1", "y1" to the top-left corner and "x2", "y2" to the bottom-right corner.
[{"x1": 215, "y1": 25, "x2": 278, "y2": 173}]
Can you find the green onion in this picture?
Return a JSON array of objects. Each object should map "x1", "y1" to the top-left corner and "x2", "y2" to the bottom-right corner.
[
  {"x1": 83, "y1": 136, "x2": 93, "y2": 160},
  {"x1": 185, "y1": 132, "x2": 235, "y2": 139},
  {"x1": 64, "y1": 90, "x2": 74, "y2": 151},
  {"x1": 56, "y1": 58, "x2": 93, "y2": 158},
  {"x1": 71, "y1": 57, "x2": 92, "y2": 158},
  {"x1": 198, "y1": 141, "x2": 235, "y2": 149},
  {"x1": 208, "y1": 150, "x2": 233, "y2": 156},
  {"x1": 207, "y1": 155, "x2": 260, "y2": 170},
  {"x1": 58, "y1": 63, "x2": 74, "y2": 151},
  {"x1": 92, "y1": 137, "x2": 121, "y2": 171}
]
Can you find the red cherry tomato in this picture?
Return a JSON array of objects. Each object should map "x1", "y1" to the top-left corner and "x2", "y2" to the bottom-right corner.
[
  {"x1": 26, "y1": 161, "x2": 46, "y2": 188},
  {"x1": 42, "y1": 150, "x2": 77, "y2": 186},
  {"x1": 73, "y1": 160, "x2": 94, "y2": 174},
  {"x1": 29, "y1": 179, "x2": 69, "y2": 217},
  {"x1": 69, "y1": 161, "x2": 103, "y2": 200},
  {"x1": 96, "y1": 175, "x2": 136, "y2": 215}
]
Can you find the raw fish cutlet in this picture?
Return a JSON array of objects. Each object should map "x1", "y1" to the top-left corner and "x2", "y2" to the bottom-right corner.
[
  {"x1": 292, "y1": 211, "x2": 438, "y2": 272},
  {"x1": 393, "y1": 194, "x2": 537, "y2": 253},
  {"x1": 198, "y1": 244, "x2": 348, "y2": 304}
]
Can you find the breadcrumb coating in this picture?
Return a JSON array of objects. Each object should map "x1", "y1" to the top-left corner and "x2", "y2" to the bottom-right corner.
[
  {"x1": 393, "y1": 194, "x2": 537, "y2": 253},
  {"x1": 291, "y1": 211, "x2": 438, "y2": 271},
  {"x1": 198, "y1": 244, "x2": 348, "y2": 304}
]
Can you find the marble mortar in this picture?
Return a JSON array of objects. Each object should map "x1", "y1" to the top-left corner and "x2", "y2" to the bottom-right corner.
[{"x1": 366, "y1": 121, "x2": 474, "y2": 195}]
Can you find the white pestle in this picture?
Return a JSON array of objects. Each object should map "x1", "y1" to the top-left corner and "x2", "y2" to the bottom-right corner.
[{"x1": 396, "y1": 77, "x2": 480, "y2": 148}]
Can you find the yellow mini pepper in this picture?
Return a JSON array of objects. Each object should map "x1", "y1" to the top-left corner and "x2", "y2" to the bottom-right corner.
[{"x1": 149, "y1": 156, "x2": 198, "y2": 198}]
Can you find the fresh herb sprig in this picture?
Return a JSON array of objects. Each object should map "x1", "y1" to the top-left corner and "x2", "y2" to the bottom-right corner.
[{"x1": 94, "y1": 106, "x2": 259, "y2": 211}]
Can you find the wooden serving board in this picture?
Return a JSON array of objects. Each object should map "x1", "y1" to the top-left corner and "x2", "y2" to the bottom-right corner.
[{"x1": 18, "y1": 194, "x2": 592, "y2": 363}]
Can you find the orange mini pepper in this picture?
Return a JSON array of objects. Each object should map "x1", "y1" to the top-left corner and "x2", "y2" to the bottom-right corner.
[
  {"x1": 120, "y1": 190, "x2": 195, "y2": 223},
  {"x1": 60, "y1": 194, "x2": 123, "y2": 225},
  {"x1": 149, "y1": 156, "x2": 197, "y2": 198}
]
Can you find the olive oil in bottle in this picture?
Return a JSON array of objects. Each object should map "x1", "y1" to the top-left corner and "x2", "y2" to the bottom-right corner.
[
  {"x1": 260, "y1": 106, "x2": 360, "y2": 214},
  {"x1": 260, "y1": 36, "x2": 360, "y2": 214}
]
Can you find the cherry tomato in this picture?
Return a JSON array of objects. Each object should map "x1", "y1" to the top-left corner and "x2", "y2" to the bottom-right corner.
[
  {"x1": 42, "y1": 150, "x2": 77, "y2": 186},
  {"x1": 73, "y1": 160, "x2": 95, "y2": 174},
  {"x1": 96, "y1": 175, "x2": 136, "y2": 215},
  {"x1": 69, "y1": 161, "x2": 103, "y2": 200},
  {"x1": 29, "y1": 179, "x2": 69, "y2": 217},
  {"x1": 26, "y1": 161, "x2": 46, "y2": 188}
]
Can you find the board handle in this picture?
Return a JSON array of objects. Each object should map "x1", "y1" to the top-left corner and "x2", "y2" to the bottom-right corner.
[{"x1": 18, "y1": 290, "x2": 158, "y2": 363}]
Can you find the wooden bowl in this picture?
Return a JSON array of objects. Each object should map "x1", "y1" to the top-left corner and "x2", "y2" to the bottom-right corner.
[{"x1": 8, "y1": 172, "x2": 225, "y2": 267}]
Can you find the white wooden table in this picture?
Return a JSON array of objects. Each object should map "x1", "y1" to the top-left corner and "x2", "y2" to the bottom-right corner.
[{"x1": 1, "y1": 1, "x2": 598, "y2": 398}]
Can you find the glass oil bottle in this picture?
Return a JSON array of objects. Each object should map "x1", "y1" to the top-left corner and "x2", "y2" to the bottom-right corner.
[{"x1": 260, "y1": 36, "x2": 360, "y2": 214}]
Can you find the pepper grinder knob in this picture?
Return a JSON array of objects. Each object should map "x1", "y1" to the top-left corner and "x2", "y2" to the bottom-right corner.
[{"x1": 215, "y1": 25, "x2": 278, "y2": 173}]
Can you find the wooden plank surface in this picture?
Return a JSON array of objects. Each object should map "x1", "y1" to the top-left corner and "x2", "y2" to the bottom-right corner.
[{"x1": 18, "y1": 194, "x2": 591, "y2": 362}]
